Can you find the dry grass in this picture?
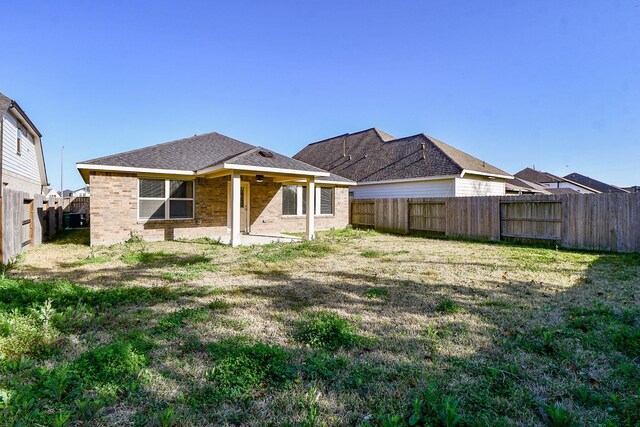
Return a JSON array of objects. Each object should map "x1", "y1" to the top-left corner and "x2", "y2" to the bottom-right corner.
[{"x1": 1, "y1": 228, "x2": 638, "y2": 426}]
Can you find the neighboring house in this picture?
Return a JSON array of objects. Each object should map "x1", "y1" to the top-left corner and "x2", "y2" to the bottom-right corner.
[
  {"x1": 0, "y1": 92, "x2": 48, "y2": 196},
  {"x1": 563, "y1": 173, "x2": 629, "y2": 194},
  {"x1": 505, "y1": 177, "x2": 552, "y2": 195},
  {"x1": 59, "y1": 186, "x2": 90, "y2": 198},
  {"x1": 623, "y1": 186, "x2": 639, "y2": 193},
  {"x1": 77, "y1": 132, "x2": 354, "y2": 246},
  {"x1": 44, "y1": 188, "x2": 60, "y2": 199},
  {"x1": 514, "y1": 168, "x2": 599, "y2": 194},
  {"x1": 293, "y1": 128, "x2": 512, "y2": 199}
]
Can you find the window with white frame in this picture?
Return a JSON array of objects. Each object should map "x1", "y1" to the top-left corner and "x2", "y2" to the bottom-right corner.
[
  {"x1": 138, "y1": 179, "x2": 194, "y2": 220},
  {"x1": 318, "y1": 187, "x2": 334, "y2": 215},
  {"x1": 281, "y1": 185, "x2": 333, "y2": 215},
  {"x1": 16, "y1": 127, "x2": 22, "y2": 155}
]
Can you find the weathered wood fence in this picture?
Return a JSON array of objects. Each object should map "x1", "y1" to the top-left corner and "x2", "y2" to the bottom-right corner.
[
  {"x1": 1, "y1": 188, "x2": 63, "y2": 264},
  {"x1": 350, "y1": 193, "x2": 640, "y2": 253}
]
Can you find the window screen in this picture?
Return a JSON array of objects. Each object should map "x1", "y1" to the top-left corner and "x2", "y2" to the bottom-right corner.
[
  {"x1": 282, "y1": 185, "x2": 297, "y2": 215},
  {"x1": 139, "y1": 179, "x2": 193, "y2": 220},
  {"x1": 140, "y1": 179, "x2": 165, "y2": 198},
  {"x1": 319, "y1": 187, "x2": 334, "y2": 215}
]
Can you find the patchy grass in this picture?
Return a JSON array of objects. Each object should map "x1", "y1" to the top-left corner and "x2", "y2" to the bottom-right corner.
[
  {"x1": 364, "y1": 287, "x2": 389, "y2": 299},
  {"x1": 1, "y1": 229, "x2": 638, "y2": 425}
]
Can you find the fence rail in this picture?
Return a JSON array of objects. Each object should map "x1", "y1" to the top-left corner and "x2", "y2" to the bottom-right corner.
[{"x1": 350, "y1": 193, "x2": 640, "y2": 253}]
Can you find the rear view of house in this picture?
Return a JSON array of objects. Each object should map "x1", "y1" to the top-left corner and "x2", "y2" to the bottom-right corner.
[
  {"x1": 77, "y1": 132, "x2": 354, "y2": 246},
  {"x1": 294, "y1": 128, "x2": 512, "y2": 199}
]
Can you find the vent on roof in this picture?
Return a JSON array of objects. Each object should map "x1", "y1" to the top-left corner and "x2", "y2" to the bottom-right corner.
[{"x1": 258, "y1": 150, "x2": 274, "y2": 158}]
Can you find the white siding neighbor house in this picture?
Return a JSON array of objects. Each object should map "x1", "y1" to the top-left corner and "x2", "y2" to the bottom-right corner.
[
  {"x1": 0, "y1": 92, "x2": 48, "y2": 196},
  {"x1": 294, "y1": 128, "x2": 512, "y2": 199}
]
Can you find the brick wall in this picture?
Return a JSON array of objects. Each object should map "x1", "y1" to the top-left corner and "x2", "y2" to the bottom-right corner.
[{"x1": 89, "y1": 172, "x2": 349, "y2": 245}]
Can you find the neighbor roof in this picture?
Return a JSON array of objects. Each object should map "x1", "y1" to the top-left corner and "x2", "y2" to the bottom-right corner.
[
  {"x1": 564, "y1": 173, "x2": 629, "y2": 194},
  {"x1": 0, "y1": 92, "x2": 43, "y2": 137},
  {"x1": 515, "y1": 167, "x2": 564, "y2": 184},
  {"x1": 293, "y1": 128, "x2": 511, "y2": 183},
  {"x1": 506, "y1": 177, "x2": 551, "y2": 194},
  {"x1": 78, "y1": 131, "x2": 344, "y2": 178}
]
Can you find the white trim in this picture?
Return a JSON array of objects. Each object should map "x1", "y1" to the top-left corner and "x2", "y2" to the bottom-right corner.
[
  {"x1": 78, "y1": 162, "x2": 331, "y2": 178},
  {"x1": 78, "y1": 163, "x2": 195, "y2": 176},
  {"x1": 460, "y1": 169, "x2": 513, "y2": 180},
  {"x1": 315, "y1": 179, "x2": 356, "y2": 186},
  {"x1": 223, "y1": 163, "x2": 330, "y2": 177},
  {"x1": 357, "y1": 175, "x2": 460, "y2": 185},
  {"x1": 138, "y1": 178, "x2": 195, "y2": 221}
]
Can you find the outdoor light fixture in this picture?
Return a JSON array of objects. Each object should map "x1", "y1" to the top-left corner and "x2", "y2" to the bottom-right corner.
[{"x1": 256, "y1": 175, "x2": 264, "y2": 183}]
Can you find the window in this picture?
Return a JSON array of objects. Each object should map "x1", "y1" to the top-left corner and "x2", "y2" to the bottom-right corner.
[
  {"x1": 281, "y1": 185, "x2": 334, "y2": 216},
  {"x1": 282, "y1": 185, "x2": 297, "y2": 215},
  {"x1": 139, "y1": 179, "x2": 194, "y2": 220},
  {"x1": 319, "y1": 187, "x2": 334, "y2": 215},
  {"x1": 16, "y1": 128, "x2": 22, "y2": 155}
]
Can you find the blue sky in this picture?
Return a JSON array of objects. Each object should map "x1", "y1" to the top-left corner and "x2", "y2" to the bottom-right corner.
[{"x1": 2, "y1": 0, "x2": 639, "y2": 190}]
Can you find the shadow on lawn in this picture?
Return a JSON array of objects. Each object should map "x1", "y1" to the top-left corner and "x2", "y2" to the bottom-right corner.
[{"x1": 2, "y1": 232, "x2": 638, "y2": 425}]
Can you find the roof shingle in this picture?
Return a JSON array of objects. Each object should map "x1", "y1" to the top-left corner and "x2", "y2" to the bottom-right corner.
[{"x1": 293, "y1": 128, "x2": 510, "y2": 183}]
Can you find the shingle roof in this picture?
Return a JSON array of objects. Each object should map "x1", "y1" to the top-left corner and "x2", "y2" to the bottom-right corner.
[
  {"x1": 0, "y1": 93, "x2": 12, "y2": 117},
  {"x1": 79, "y1": 131, "x2": 332, "y2": 175},
  {"x1": 506, "y1": 177, "x2": 551, "y2": 194},
  {"x1": 564, "y1": 173, "x2": 629, "y2": 194},
  {"x1": 293, "y1": 128, "x2": 510, "y2": 183},
  {"x1": 515, "y1": 167, "x2": 564, "y2": 183}
]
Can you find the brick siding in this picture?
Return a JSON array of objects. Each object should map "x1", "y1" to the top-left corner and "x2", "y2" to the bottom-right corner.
[{"x1": 89, "y1": 172, "x2": 349, "y2": 245}]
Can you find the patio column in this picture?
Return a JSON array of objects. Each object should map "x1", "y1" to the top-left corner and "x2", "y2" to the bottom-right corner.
[
  {"x1": 230, "y1": 172, "x2": 241, "y2": 247},
  {"x1": 306, "y1": 177, "x2": 315, "y2": 240}
]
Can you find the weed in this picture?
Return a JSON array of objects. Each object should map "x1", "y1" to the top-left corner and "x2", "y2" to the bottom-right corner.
[
  {"x1": 293, "y1": 311, "x2": 359, "y2": 350},
  {"x1": 543, "y1": 404, "x2": 576, "y2": 427},
  {"x1": 361, "y1": 249, "x2": 385, "y2": 258},
  {"x1": 122, "y1": 250, "x2": 170, "y2": 265},
  {"x1": 206, "y1": 337, "x2": 295, "y2": 400},
  {"x1": 73, "y1": 341, "x2": 149, "y2": 397},
  {"x1": 156, "y1": 308, "x2": 210, "y2": 333},
  {"x1": 437, "y1": 299, "x2": 461, "y2": 314},
  {"x1": 364, "y1": 287, "x2": 389, "y2": 299},
  {"x1": 155, "y1": 406, "x2": 178, "y2": 427},
  {"x1": 251, "y1": 240, "x2": 333, "y2": 263}
]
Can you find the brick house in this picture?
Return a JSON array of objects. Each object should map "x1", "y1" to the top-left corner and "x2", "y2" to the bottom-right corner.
[{"x1": 77, "y1": 132, "x2": 354, "y2": 246}]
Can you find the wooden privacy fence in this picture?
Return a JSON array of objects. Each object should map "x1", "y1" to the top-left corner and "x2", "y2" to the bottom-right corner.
[
  {"x1": 350, "y1": 193, "x2": 640, "y2": 253},
  {"x1": 1, "y1": 188, "x2": 63, "y2": 264}
]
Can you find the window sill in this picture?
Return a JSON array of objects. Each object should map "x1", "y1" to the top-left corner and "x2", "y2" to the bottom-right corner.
[{"x1": 137, "y1": 218, "x2": 195, "y2": 224}]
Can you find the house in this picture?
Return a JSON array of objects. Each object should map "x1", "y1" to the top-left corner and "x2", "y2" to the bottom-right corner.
[
  {"x1": 0, "y1": 92, "x2": 55, "y2": 262},
  {"x1": 44, "y1": 188, "x2": 60, "y2": 199},
  {"x1": 0, "y1": 93, "x2": 48, "y2": 196},
  {"x1": 505, "y1": 177, "x2": 552, "y2": 195},
  {"x1": 293, "y1": 128, "x2": 512, "y2": 199},
  {"x1": 514, "y1": 168, "x2": 599, "y2": 194},
  {"x1": 59, "y1": 186, "x2": 91, "y2": 198},
  {"x1": 563, "y1": 173, "x2": 629, "y2": 194},
  {"x1": 77, "y1": 132, "x2": 354, "y2": 246}
]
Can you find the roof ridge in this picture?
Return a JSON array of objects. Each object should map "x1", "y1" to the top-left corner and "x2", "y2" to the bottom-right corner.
[
  {"x1": 420, "y1": 134, "x2": 464, "y2": 171},
  {"x1": 222, "y1": 146, "x2": 263, "y2": 165},
  {"x1": 79, "y1": 131, "x2": 252, "y2": 165}
]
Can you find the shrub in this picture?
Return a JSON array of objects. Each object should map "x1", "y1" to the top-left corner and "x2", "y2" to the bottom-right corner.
[
  {"x1": 293, "y1": 311, "x2": 359, "y2": 350},
  {"x1": 0, "y1": 305, "x2": 59, "y2": 360}
]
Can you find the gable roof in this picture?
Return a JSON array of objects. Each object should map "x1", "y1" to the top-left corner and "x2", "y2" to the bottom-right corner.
[
  {"x1": 515, "y1": 167, "x2": 601, "y2": 193},
  {"x1": 0, "y1": 92, "x2": 48, "y2": 186},
  {"x1": 514, "y1": 167, "x2": 564, "y2": 184},
  {"x1": 506, "y1": 177, "x2": 551, "y2": 194},
  {"x1": 78, "y1": 131, "x2": 347, "y2": 182},
  {"x1": 293, "y1": 128, "x2": 511, "y2": 183},
  {"x1": 564, "y1": 173, "x2": 629, "y2": 194}
]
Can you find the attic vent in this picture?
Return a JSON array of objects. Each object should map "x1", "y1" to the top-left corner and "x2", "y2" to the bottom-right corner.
[{"x1": 258, "y1": 150, "x2": 274, "y2": 158}]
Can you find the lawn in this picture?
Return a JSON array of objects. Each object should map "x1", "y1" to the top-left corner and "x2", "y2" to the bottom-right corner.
[{"x1": 0, "y1": 228, "x2": 638, "y2": 426}]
